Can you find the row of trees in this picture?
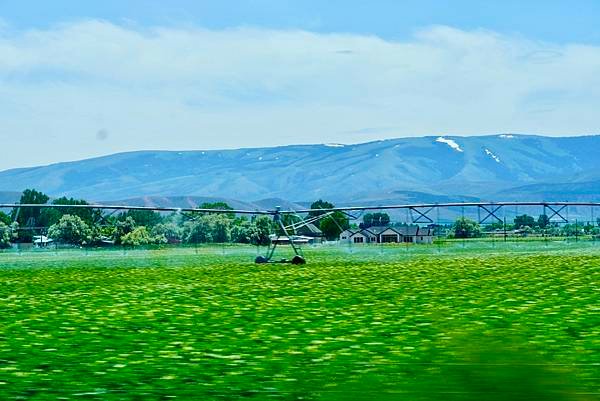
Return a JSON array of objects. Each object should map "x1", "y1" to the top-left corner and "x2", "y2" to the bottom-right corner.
[
  {"x1": 0, "y1": 190, "x2": 351, "y2": 248},
  {"x1": 450, "y1": 215, "x2": 600, "y2": 239}
]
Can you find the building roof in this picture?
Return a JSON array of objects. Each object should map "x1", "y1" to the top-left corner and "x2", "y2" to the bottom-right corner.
[
  {"x1": 417, "y1": 227, "x2": 435, "y2": 236},
  {"x1": 364, "y1": 226, "x2": 391, "y2": 235},
  {"x1": 341, "y1": 225, "x2": 435, "y2": 238},
  {"x1": 295, "y1": 223, "x2": 323, "y2": 236}
]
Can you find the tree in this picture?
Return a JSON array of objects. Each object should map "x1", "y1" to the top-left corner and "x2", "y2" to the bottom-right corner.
[
  {"x1": 308, "y1": 200, "x2": 335, "y2": 217},
  {"x1": 319, "y1": 211, "x2": 350, "y2": 240},
  {"x1": 0, "y1": 222, "x2": 17, "y2": 249},
  {"x1": 121, "y1": 226, "x2": 166, "y2": 246},
  {"x1": 12, "y1": 189, "x2": 50, "y2": 242},
  {"x1": 150, "y1": 223, "x2": 182, "y2": 242},
  {"x1": 212, "y1": 214, "x2": 232, "y2": 243},
  {"x1": 514, "y1": 214, "x2": 535, "y2": 229},
  {"x1": 307, "y1": 200, "x2": 349, "y2": 240},
  {"x1": 118, "y1": 210, "x2": 162, "y2": 228},
  {"x1": 280, "y1": 214, "x2": 302, "y2": 233},
  {"x1": 199, "y1": 202, "x2": 235, "y2": 218},
  {"x1": 47, "y1": 215, "x2": 92, "y2": 245},
  {"x1": 537, "y1": 214, "x2": 550, "y2": 229},
  {"x1": 0, "y1": 211, "x2": 11, "y2": 226},
  {"x1": 183, "y1": 217, "x2": 214, "y2": 243},
  {"x1": 113, "y1": 217, "x2": 137, "y2": 244},
  {"x1": 452, "y1": 217, "x2": 481, "y2": 238},
  {"x1": 251, "y1": 216, "x2": 273, "y2": 246},
  {"x1": 373, "y1": 212, "x2": 390, "y2": 226},
  {"x1": 361, "y1": 213, "x2": 374, "y2": 229},
  {"x1": 42, "y1": 197, "x2": 101, "y2": 226},
  {"x1": 361, "y1": 212, "x2": 390, "y2": 228},
  {"x1": 231, "y1": 221, "x2": 254, "y2": 244},
  {"x1": 182, "y1": 214, "x2": 232, "y2": 243}
]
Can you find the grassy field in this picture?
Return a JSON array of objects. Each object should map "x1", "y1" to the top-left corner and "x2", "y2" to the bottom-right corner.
[{"x1": 0, "y1": 243, "x2": 598, "y2": 400}]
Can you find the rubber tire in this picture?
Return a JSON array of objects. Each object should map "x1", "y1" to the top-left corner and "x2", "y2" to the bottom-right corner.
[
  {"x1": 255, "y1": 256, "x2": 268, "y2": 264},
  {"x1": 291, "y1": 255, "x2": 306, "y2": 265}
]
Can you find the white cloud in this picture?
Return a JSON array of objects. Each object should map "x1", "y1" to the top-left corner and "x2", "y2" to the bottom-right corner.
[{"x1": 1, "y1": 21, "x2": 600, "y2": 170}]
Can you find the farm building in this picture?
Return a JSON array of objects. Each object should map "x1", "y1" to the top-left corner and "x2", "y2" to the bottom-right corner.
[
  {"x1": 293, "y1": 223, "x2": 324, "y2": 243},
  {"x1": 339, "y1": 226, "x2": 434, "y2": 244}
]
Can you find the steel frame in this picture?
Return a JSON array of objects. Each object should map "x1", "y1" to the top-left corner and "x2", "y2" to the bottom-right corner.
[{"x1": 2, "y1": 201, "x2": 600, "y2": 263}]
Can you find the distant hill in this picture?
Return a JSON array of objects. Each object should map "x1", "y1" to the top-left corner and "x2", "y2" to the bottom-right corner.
[
  {"x1": 0, "y1": 134, "x2": 599, "y2": 204},
  {"x1": 101, "y1": 196, "x2": 305, "y2": 211}
]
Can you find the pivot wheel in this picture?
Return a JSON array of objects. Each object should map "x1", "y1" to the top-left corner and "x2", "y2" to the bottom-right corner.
[
  {"x1": 255, "y1": 256, "x2": 268, "y2": 264},
  {"x1": 291, "y1": 255, "x2": 306, "y2": 265}
]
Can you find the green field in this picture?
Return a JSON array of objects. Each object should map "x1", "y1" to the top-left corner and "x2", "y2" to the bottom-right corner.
[{"x1": 0, "y1": 243, "x2": 598, "y2": 400}]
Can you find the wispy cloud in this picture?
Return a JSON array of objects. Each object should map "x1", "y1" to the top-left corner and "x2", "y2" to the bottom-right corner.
[{"x1": 1, "y1": 21, "x2": 600, "y2": 170}]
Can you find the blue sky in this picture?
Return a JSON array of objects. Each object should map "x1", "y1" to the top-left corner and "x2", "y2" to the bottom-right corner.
[
  {"x1": 4, "y1": 0, "x2": 600, "y2": 44},
  {"x1": 1, "y1": 1, "x2": 600, "y2": 169}
]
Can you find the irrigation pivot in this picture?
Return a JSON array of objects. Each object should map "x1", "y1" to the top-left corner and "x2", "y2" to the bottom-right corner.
[{"x1": 2, "y1": 201, "x2": 600, "y2": 264}]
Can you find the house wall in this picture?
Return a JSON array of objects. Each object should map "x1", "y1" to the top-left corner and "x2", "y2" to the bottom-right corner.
[
  {"x1": 339, "y1": 230, "x2": 354, "y2": 243},
  {"x1": 341, "y1": 228, "x2": 434, "y2": 245},
  {"x1": 350, "y1": 232, "x2": 369, "y2": 244},
  {"x1": 415, "y1": 235, "x2": 433, "y2": 244},
  {"x1": 379, "y1": 228, "x2": 400, "y2": 243}
]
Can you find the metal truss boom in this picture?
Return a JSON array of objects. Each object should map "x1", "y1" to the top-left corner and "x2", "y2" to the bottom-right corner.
[{"x1": 2, "y1": 201, "x2": 600, "y2": 219}]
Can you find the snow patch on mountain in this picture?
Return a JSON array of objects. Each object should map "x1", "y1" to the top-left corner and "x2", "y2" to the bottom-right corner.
[
  {"x1": 484, "y1": 148, "x2": 501, "y2": 163},
  {"x1": 324, "y1": 143, "x2": 345, "y2": 148},
  {"x1": 436, "y1": 137, "x2": 463, "y2": 152},
  {"x1": 499, "y1": 134, "x2": 514, "y2": 139}
]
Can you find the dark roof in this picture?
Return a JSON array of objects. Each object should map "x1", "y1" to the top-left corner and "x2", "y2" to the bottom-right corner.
[
  {"x1": 296, "y1": 223, "x2": 323, "y2": 236},
  {"x1": 392, "y1": 226, "x2": 419, "y2": 236},
  {"x1": 417, "y1": 227, "x2": 434, "y2": 236},
  {"x1": 364, "y1": 226, "x2": 391, "y2": 235}
]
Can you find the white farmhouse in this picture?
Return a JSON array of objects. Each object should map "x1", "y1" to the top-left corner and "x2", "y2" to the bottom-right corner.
[{"x1": 339, "y1": 226, "x2": 434, "y2": 244}]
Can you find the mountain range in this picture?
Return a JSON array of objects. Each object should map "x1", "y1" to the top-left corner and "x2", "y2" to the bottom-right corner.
[{"x1": 1, "y1": 134, "x2": 599, "y2": 206}]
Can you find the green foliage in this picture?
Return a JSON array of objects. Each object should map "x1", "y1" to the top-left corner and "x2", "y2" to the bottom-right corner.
[
  {"x1": 251, "y1": 215, "x2": 273, "y2": 246},
  {"x1": 451, "y1": 217, "x2": 481, "y2": 238},
  {"x1": 0, "y1": 211, "x2": 11, "y2": 226},
  {"x1": 12, "y1": 189, "x2": 50, "y2": 242},
  {"x1": 199, "y1": 202, "x2": 235, "y2": 218},
  {"x1": 41, "y1": 197, "x2": 101, "y2": 227},
  {"x1": 150, "y1": 223, "x2": 182, "y2": 242},
  {"x1": 362, "y1": 212, "x2": 390, "y2": 228},
  {"x1": 230, "y1": 221, "x2": 255, "y2": 244},
  {"x1": 183, "y1": 214, "x2": 232, "y2": 244},
  {"x1": 319, "y1": 211, "x2": 350, "y2": 240},
  {"x1": 113, "y1": 217, "x2": 137, "y2": 244},
  {"x1": 308, "y1": 199, "x2": 335, "y2": 217},
  {"x1": 121, "y1": 226, "x2": 166, "y2": 247},
  {"x1": 211, "y1": 214, "x2": 232, "y2": 243},
  {"x1": 47, "y1": 215, "x2": 92, "y2": 245},
  {"x1": 537, "y1": 214, "x2": 550, "y2": 228},
  {"x1": 0, "y1": 222, "x2": 17, "y2": 249},
  {"x1": 307, "y1": 200, "x2": 349, "y2": 240},
  {"x1": 280, "y1": 214, "x2": 302, "y2": 232},
  {"x1": 118, "y1": 210, "x2": 163, "y2": 228},
  {"x1": 514, "y1": 214, "x2": 536, "y2": 229}
]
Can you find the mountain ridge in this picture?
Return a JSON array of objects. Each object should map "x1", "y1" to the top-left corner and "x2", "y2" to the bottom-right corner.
[{"x1": 0, "y1": 134, "x2": 599, "y2": 203}]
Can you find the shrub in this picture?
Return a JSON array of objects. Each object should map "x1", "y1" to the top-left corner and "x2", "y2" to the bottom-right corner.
[
  {"x1": 0, "y1": 222, "x2": 17, "y2": 249},
  {"x1": 121, "y1": 226, "x2": 167, "y2": 247},
  {"x1": 47, "y1": 215, "x2": 91, "y2": 245}
]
